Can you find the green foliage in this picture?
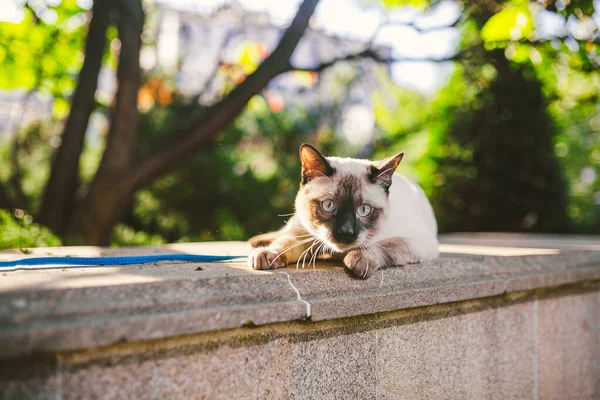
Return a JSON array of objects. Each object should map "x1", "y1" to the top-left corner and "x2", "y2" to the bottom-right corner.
[
  {"x1": 433, "y1": 52, "x2": 569, "y2": 232},
  {"x1": 381, "y1": 0, "x2": 430, "y2": 10},
  {"x1": 0, "y1": 123, "x2": 54, "y2": 212},
  {"x1": 481, "y1": 5, "x2": 533, "y2": 43},
  {"x1": 111, "y1": 224, "x2": 167, "y2": 247},
  {"x1": 543, "y1": 62, "x2": 600, "y2": 231},
  {"x1": 0, "y1": 0, "x2": 87, "y2": 116},
  {"x1": 0, "y1": 209, "x2": 61, "y2": 249},
  {"x1": 114, "y1": 94, "x2": 327, "y2": 245},
  {"x1": 371, "y1": 0, "x2": 600, "y2": 235}
]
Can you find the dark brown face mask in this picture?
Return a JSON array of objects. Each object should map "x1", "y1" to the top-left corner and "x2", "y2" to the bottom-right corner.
[{"x1": 297, "y1": 144, "x2": 404, "y2": 249}]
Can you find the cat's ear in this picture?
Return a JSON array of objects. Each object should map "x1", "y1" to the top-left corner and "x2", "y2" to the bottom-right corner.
[
  {"x1": 299, "y1": 144, "x2": 333, "y2": 184},
  {"x1": 370, "y1": 152, "x2": 404, "y2": 190}
]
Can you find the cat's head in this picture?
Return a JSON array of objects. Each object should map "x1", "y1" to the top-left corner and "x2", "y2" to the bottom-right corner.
[{"x1": 294, "y1": 144, "x2": 403, "y2": 253}]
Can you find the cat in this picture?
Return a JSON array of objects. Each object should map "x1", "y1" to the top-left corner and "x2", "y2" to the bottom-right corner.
[{"x1": 248, "y1": 144, "x2": 439, "y2": 279}]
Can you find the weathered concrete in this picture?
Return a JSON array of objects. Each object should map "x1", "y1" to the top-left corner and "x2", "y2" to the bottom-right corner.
[
  {"x1": 537, "y1": 289, "x2": 600, "y2": 400},
  {"x1": 0, "y1": 234, "x2": 599, "y2": 399},
  {"x1": 1, "y1": 284, "x2": 598, "y2": 399},
  {"x1": 376, "y1": 299, "x2": 537, "y2": 399}
]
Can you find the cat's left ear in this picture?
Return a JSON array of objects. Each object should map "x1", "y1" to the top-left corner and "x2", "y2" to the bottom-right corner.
[{"x1": 370, "y1": 152, "x2": 404, "y2": 190}]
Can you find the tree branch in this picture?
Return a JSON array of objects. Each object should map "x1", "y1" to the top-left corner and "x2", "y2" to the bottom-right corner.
[
  {"x1": 289, "y1": 48, "x2": 465, "y2": 73},
  {"x1": 128, "y1": 0, "x2": 321, "y2": 188},
  {"x1": 378, "y1": 15, "x2": 462, "y2": 34},
  {"x1": 288, "y1": 11, "x2": 464, "y2": 75}
]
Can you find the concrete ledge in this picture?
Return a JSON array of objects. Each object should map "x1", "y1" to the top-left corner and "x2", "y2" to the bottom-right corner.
[
  {"x1": 1, "y1": 235, "x2": 600, "y2": 359},
  {"x1": 2, "y1": 283, "x2": 598, "y2": 399}
]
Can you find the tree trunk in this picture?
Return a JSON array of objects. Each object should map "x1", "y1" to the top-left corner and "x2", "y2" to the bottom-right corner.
[
  {"x1": 97, "y1": 0, "x2": 143, "y2": 173},
  {"x1": 64, "y1": 0, "x2": 144, "y2": 245},
  {"x1": 0, "y1": 185, "x2": 13, "y2": 211},
  {"x1": 39, "y1": 0, "x2": 112, "y2": 234},
  {"x1": 63, "y1": 0, "x2": 320, "y2": 245}
]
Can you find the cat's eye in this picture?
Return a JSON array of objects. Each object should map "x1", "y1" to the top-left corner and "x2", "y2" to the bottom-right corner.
[
  {"x1": 357, "y1": 204, "x2": 372, "y2": 217},
  {"x1": 321, "y1": 200, "x2": 336, "y2": 213}
]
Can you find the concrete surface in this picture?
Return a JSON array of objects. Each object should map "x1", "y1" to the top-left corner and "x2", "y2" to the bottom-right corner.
[
  {"x1": 537, "y1": 289, "x2": 600, "y2": 400},
  {"x1": 0, "y1": 234, "x2": 599, "y2": 399},
  {"x1": 0, "y1": 285, "x2": 597, "y2": 399},
  {"x1": 1, "y1": 235, "x2": 600, "y2": 358}
]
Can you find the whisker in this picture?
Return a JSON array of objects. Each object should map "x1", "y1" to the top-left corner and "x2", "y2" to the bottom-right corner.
[
  {"x1": 277, "y1": 212, "x2": 296, "y2": 217},
  {"x1": 269, "y1": 238, "x2": 314, "y2": 266},
  {"x1": 308, "y1": 242, "x2": 318, "y2": 270},
  {"x1": 363, "y1": 240, "x2": 395, "y2": 266},
  {"x1": 276, "y1": 237, "x2": 314, "y2": 255},
  {"x1": 297, "y1": 242, "x2": 317, "y2": 270},
  {"x1": 320, "y1": 242, "x2": 328, "y2": 259},
  {"x1": 285, "y1": 233, "x2": 314, "y2": 239},
  {"x1": 296, "y1": 246, "x2": 311, "y2": 270},
  {"x1": 312, "y1": 241, "x2": 324, "y2": 269},
  {"x1": 360, "y1": 241, "x2": 381, "y2": 266},
  {"x1": 308, "y1": 244, "x2": 317, "y2": 270},
  {"x1": 303, "y1": 242, "x2": 318, "y2": 269}
]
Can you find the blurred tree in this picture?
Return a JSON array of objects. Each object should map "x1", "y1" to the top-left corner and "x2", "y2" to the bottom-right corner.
[
  {"x1": 116, "y1": 96, "x2": 326, "y2": 244},
  {"x1": 39, "y1": 0, "x2": 113, "y2": 234},
  {"x1": 375, "y1": 0, "x2": 598, "y2": 233},
  {"x1": 35, "y1": 0, "x2": 321, "y2": 245},
  {"x1": 430, "y1": 1, "x2": 575, "y2": 232},
  {"x1": 432, "y1": 49, "x2": 569, "y2": 232},
  {"x1": 1, "y1": 0, "x2": 599, "y2": 245},
  {"x1": 0, "y1": 209, "x2": 61, "y2": 250},
  {"x1": 0, "y1": 0, "x2": 86, "y2": 211}
]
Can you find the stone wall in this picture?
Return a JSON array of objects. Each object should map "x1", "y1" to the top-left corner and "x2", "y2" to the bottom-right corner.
[{"x1": 1, "y1": 235, "x2": 599, "y2": 399}]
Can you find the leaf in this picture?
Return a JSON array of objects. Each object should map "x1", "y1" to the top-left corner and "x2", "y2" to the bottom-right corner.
[
  {"x1": 381, "y1": 0, "x2": 429, "y2": 10},
  {"x1": 481, "y1": 5, "x2": 533, "y2": 44},
  {"x1": 52, "y1": 97, "x2": 70, "y2": 119}
]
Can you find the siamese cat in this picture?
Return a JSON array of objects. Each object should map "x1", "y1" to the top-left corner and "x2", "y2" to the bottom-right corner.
[{"x1": 248, "y1": 144, "x2": 439, "y2": 279}]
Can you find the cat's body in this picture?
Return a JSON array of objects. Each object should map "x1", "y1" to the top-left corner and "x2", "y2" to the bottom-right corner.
[{"x1": 248, "y1": 145, "x2": 439, "y2": 279}]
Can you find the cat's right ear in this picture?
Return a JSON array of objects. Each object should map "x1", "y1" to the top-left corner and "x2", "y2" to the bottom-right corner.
[{"x1": 299, "y1": 144, "x2": 333, "y2": 184}]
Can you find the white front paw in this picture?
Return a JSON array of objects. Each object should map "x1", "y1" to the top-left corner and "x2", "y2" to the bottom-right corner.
[{"x1": 248, "y1": 248, "x2": 287, "y2": 270}]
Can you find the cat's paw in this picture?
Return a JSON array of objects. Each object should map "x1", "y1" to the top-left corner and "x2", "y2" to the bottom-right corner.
[
  {"x1": 344, "y1": 250, "x2": 379, "y2": 279},
  {"x1": 248, "y1": 248, "x2": 287, "y2": 270}
]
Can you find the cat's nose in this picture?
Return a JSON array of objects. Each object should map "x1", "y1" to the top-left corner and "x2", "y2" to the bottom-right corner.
[{"x1": 335, "y1": 224, "x2": 357, "y2": 244}]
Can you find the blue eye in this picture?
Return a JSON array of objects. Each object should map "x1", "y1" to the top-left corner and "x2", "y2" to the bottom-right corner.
[
  {"x1": 322, "y1": 200, "x2": 336, "y2": 213},
  {"x1": 357, "y1": 204, "x2": 372, "y2": 217}
]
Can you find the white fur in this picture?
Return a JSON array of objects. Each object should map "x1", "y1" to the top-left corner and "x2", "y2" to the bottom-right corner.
[
  {"x1": 250, "y1": 154, "x2": 439, "y2": 273},
  {"x1": 375, "y1": 173, "x2": 439, "y2": 261},
  {"x1": 318, "y1": 157, "x2": 439, "y2": 261}
]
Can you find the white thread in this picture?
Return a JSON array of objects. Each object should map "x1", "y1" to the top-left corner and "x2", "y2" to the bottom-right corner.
[{"x1": 280, "y1": 271, "x2": 311, "y2": 318}]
